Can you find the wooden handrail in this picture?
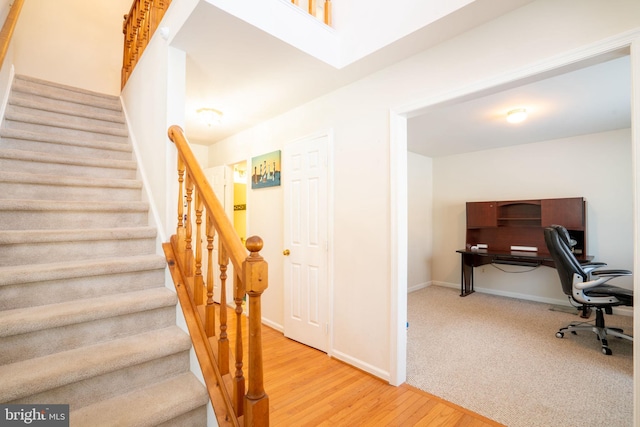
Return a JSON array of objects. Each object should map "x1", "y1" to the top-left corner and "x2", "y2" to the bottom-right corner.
[
  {"x1": 0, "y1": 0, "x2": 25, "y2": 68},
  {"x1": 168, "y1": 126, "x2": 247, "y2": 273},
  {"x1": 121, "y1": 0, "x2": 171, "y2": 88},
  {"x1": 166, "y1": 125, "x2": 269, "y2": 427}
]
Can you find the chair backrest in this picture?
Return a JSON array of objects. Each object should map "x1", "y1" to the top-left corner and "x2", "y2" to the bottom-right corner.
[{"x1": 543, "y1": 225, "x2": 587, "y2": 297}]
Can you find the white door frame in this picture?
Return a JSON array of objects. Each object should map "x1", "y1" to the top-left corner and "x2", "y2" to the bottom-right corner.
[{"x1": 389, "y1": 32, "x2": 640, "y2": 396}]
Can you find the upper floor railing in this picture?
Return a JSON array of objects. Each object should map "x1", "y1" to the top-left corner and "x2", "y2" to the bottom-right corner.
[
  {"x1": 121, "y1": 0, "x2": 172, "y2": 88},
  {"x1": 164, "y1": 125, "x2": 269, "y2": 427},
  {"x1": 291, "y1": 0, "x2": 332, "y2": 26},
  {"x1": 122, "y1": 0, "x2": 333, "y2": 88}
]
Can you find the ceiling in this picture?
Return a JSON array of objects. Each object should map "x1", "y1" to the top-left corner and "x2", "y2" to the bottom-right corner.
[
  {"x1": 169, "y1": 1, "x2": 631, "y2": 156},
  {"x1": 170, "y1": 0, "x2": 535, "y2": 145},
  {"x1": 407, "y1": 52, "x2": 632, "y2": 157}
]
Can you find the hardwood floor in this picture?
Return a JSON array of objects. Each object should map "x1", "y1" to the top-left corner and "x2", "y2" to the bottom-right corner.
[{"x1": 261, "y1": 325, "x2": 503, "y2": 426}]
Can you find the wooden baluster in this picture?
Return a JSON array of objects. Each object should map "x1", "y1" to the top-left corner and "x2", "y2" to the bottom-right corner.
[
  {"x1": 144, "y1": 1, "x2": 153, "y2": 49},
  {"x1": 308, "y1": 0, "x2": 316, "y2": 15},
  {"x1": 232, "y1": 273, "x2": 245, "y2": 416},
  {"x1": 324, "y1": 0, "x2": 332, "y2": 26},
  {"x1": 138, "y1": 0, "x2": 151, "y2": 53},
  {"x1": 132, "y1": 2, "x2": 145, "y2": 64},
  {"x1": 176, "y1": 155, "x2": 186, "y2": 254},
  {"x1": 291, "y1": 0, "x2": 299, "y2": 5},
  {"x1": 194, "y1": 190, "x2": 204, "y2": 305},
  {"x1": 121, "y1": 14, "x2": 130, "y2": 87},
  {"x1": 149, "y1": 0, "x2": 167, "y2": 37},
  {"x1": 217, "y1": 242, "x2": 230, "y2": 375},
  {"x1": 131, "y1": 3, "x2": 142, "y2": 64},
  {"x1": 184, "y1": 173, "x2": 194, "y2": 276},
  {"x1": 205, "y1": 213, "x2": 216, "y2": 336},
  {"x1": 243, "y1": 236, "x2": 269, "y2": 426}
]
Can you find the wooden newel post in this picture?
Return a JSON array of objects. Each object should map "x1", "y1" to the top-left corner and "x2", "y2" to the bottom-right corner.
[{"x1": 243, "y1": 236, "x2": 269, "y2": 426}]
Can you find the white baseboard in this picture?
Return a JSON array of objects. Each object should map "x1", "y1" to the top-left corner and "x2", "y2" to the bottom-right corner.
[
  {"x1": 330, "y1": 349, "x2": 390, "y2": 383},
  {"x1": 429, "y1": 281, "x2": 633, "y2": 316},
  {"x1": 408, "y1": 281, "x2": 431, "y2": 293},
  {"x1": 262, "y1": 317, "x2": 283, "y2": 333}
]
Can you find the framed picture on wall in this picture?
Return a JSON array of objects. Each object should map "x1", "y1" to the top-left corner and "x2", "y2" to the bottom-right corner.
[{"x1": 251, "y1": 150, "x2": 281, "y2": 189}]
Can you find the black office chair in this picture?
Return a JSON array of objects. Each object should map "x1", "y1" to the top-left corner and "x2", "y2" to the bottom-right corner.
[{"x1": 544, "y1": 225, "x2": 633, "y2": 355}]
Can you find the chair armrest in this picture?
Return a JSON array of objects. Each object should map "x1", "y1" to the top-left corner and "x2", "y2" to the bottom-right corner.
[
  {"x1": 575, "y1": 269, "x2": 632, "y2": 290},
  {"x1": 583, "y1": 262, "x2": 607, "y2": 274},
  {"x1": 591, "y1": 269, "x2": 632, "y2": 277}
]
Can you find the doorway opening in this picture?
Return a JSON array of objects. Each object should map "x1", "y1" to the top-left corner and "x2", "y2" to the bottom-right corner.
[{"x1": 232, "y1": 161, "x2": 247, "y2": 246}]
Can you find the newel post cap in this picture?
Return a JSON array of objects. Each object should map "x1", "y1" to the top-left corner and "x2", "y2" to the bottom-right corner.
[{"x1": 244, "y1": 236, "x2": 268, "y2": 293}]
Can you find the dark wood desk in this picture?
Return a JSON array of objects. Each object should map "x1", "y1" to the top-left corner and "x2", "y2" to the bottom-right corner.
[{"x1": 456, "y1": 249, "x2": 593, "y2": 297}]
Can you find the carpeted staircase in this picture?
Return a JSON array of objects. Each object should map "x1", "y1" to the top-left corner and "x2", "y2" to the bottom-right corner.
[{"x1": 0, "y1": 75, "x2": 209, "y2": 426}]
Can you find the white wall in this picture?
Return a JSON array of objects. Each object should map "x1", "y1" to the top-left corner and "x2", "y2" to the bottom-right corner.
[
  {"x1": 336, "y1": 0, "x2": 474, "y2": 63},
  {"x1": 11, "y1": 0, "x2": 131, "y2": 95},
  {"x1": 429, "y1": 129, "x2": 633, "y2": 302},
  {"x1": 206, "y1": 0, "x2": 640, "y2": 381},
  {"x1": 0, "y1": 0, "x2": 11, "y2": 23},
  {"x1": 0, "y1": 0, "x2": 15, "y2": 116},
  {"x1": 121, "y1": 0, "x2": 199, "y2": 240},
  {"x1": 407, "y1": 152, "x2": 433, "y2": 291}
]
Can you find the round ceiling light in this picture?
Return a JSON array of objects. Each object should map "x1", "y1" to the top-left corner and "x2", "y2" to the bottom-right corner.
[
  {"x1": 506, "y1": 108, "x2": 527, "y2": 124},
  {"x1": 197, "y1": 108, "x2": 223, "y2": 126}
]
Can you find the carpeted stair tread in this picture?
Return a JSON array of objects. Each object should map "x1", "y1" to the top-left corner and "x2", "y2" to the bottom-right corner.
[
  {"x1": 0, "y1": 227, "x2": 157, "y2": 267},
  {"x1": 0, "y1": 198, "x2": 148, "y2": 212},
  {"x1": 11, "y1": 75, "x2": 122, "y2": 111},
  {"x1": 4, "y1": 110, "x2": 128, "y2": 137},
  {"x1": 0, "y1": 254, "x2": 166, "y2": 287},
  {"x1": 0, "y1": 146, "x2": 136, "y2": 171},
  {"x1": 0, "y1": 170, "x2": 141, "y2": 189},
  {"x1": 8, "y1": 95, "x2": 125, "y2": 124},
  {"x1": 0, "y1": 127, "x2": 132, "y2": 154},
  {"x1": 0, "y1": 287, "x2": 176, "y2": 337},
  {"x1": 0, "y1": 75, "x2": 208, "y2": 424},
  {"x1": 0, "y1": 226, "x2": 155, "y2": 245},
  {"x1": 0, "y1": 327, "x2": 191, "y2": 402},
  {"x1": 70, "y1": 373, "x2": 208, "y2": 426}
]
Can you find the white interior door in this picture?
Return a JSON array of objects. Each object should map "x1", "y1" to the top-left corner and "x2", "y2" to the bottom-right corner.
[
  {"x1": 283, "y1": 135, "x2": 329, "y2": 352},
  {"x1": 204, "y1": 165, "x2": 233, "y2": 305}
]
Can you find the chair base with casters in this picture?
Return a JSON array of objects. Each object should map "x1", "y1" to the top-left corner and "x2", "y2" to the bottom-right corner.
[
  {"x1": 555, "y1": 305, "x2": 633, "y2": 355},
  {"x1": 544, "y1": 225, "x2": 634, "y2": 355}
]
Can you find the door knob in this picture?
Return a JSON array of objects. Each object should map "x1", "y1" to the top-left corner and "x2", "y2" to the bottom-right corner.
[{"x1": 283, "y1": 249, "x2": 290, "y2": 256}]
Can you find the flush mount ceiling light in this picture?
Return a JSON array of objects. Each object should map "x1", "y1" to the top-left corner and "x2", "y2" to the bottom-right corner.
[
  {"x1": 506, "y1": 108, "x2": 527, "y2": 124},
  {"x1": 197, "y1": 108, "x2": 223, "y2": 126}
]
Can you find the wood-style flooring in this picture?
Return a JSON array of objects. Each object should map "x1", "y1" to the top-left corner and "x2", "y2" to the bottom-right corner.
[{"x1": 261, "y1": 325, "x2": 504, "y2": 426}]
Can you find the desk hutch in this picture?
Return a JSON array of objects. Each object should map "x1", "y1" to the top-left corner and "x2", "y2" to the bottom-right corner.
[{"x1": 458, "y1": 197, "x2": 589, "y2": 296}]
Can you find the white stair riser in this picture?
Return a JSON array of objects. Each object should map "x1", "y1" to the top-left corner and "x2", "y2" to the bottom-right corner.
[
  {"x1": 0, "y1": 268, "x2": 165, "y2": 310},
  {"x1": 1, "y1": 306, "x2": 176, "y2": 364}
]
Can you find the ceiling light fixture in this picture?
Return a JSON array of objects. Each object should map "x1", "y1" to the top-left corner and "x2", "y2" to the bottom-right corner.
[
  {"x1": 197, "y1": 108, "x2": 223, "y2": 126},
  {"x1": 506, "y1": 108, "x2": 527, "y2": 124}
]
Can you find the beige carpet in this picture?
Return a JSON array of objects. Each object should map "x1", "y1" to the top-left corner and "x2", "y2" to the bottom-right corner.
[{"x1": 407, "y1": 285, "x2": 633, "y2": 427}]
